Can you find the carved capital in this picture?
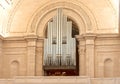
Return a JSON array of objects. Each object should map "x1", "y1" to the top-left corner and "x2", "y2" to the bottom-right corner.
[
  {"x1": 83, "y1": 33, "x2": 96, "y2": 40},
  {"x1": 82, "y1": 33, "x2": 96, "y2": 45},
  {"x1": 79, "y1": 48, "x2": 85, "y2": 55},
  {"x1": 24, "y1": 35, "x2": 38, "y2": 41},
  {"x1": 75, "y1": 35, "x2": 84, "y2": 42},
  {"x1": 24, "y1": 35, "x2": 38, "y2": 47}
]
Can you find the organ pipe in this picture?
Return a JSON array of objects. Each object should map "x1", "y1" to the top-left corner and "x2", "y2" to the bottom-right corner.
[{"x1": 44, "y1": 8, "x2": 76, "y2": 66}]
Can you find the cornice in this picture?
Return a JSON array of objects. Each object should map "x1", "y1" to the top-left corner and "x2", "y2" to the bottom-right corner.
[
  {"x1": 75, "y1": 33, "x2": 97, "y2": 40},
  {"x1": 76, "y1": 33, "x2": 120, "y2": 39},
  {"x1": 83, "y1": 33, "x2": 97, "y2": 40},
  {"x1": 24, "y1": 35, "x2": 38, "y2": 39},
  {"x1": 2, "y1": 33, "x2": 120, "y2": 41},
  {"x1": 96, "y1": 33, "x2": 120, "y2": 38},
  {"x1": 4, "y1": 36, "x2": 25, "y2": 41}
]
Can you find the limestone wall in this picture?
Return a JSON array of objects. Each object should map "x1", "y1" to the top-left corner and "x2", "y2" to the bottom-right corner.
[
  {"x1": 95, "y1": 34, "x2": 120, "y2": 77},
  {"x1": 0, "y1": 76, "x2": 120, "y2": 84},
  {"x1": 2, "y1": 37, "x2": 27, "y2": 78},
  {"x1": 0, "y1": 34, "x2": 120, "y2": 78}
]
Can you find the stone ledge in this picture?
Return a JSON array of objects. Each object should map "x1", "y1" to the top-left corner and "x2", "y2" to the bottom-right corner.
[{"x1": 0, "y1": 76, "x2": 120, "y2": 84}]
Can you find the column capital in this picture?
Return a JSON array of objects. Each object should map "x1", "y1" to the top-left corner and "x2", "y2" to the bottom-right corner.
[
  {"x1": 83, "y1": 33, "x2": 96, "y2": 40},
  {"x1": 75, "y1": 35, "x2": 85, "y2": 41},
  {"x1": 37, "y1": 37, "x2": 45, "y2": 41},
  {"x1": 24, "y1": 35, "x2": 38, "y2": 41},
  {"x1": 24, "y1": 35, "x2": 38, "y2": 47},
  {"x1": 75, "y1": 33, "x2": 97, "y2": 41}
]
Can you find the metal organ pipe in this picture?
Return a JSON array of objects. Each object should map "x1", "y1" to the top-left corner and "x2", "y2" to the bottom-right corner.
[
  {"x1": 50, "y1": 22, "x2": 53, "y2": 65},
  {"x1": 44, "y1": 8, "x2": 76, "y2": 67},
  {"x1": 56, "y1": 9, "x2": 59, "y2": 55}
]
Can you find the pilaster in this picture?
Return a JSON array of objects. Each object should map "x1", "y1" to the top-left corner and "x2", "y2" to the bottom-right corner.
[
  {"x1": 25, "y1": 35, "x2": 37, "y2": 76},
  {"x1": 84, "y1": 33, "x2": 96, "y2": 77},
  {"x1": 35, "y1": 37, "x2": 44, "y2": 76},
  {"x1": 76, "y1": 35, "x2": 86, "y2": 76}
]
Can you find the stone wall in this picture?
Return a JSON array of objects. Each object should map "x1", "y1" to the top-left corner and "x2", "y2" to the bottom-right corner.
[
  {"x1": 2, "y1": 37, "x2": 27, "y2": 78},
  {"x1": 0, "y1": 76, "x2": 120, "y2": 84},
  {"x1": 95, "y1": 34, "x2": 120, "y2": 77},
  {"x1": 73, "y1": 34, "x2": 120, "y2": 77},
  {"x1": 0, "y1": 36, "x2": 44, "y2": 78},
  {"x1": 0, "y1": 34, "x2": 120, "y2": 78}
]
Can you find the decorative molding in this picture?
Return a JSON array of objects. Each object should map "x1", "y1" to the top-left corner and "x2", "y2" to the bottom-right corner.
[
  {"x1": 24, "y1": 35, "x2": 38, "y2": 40},
  {"x1": 6, "y1": 0, "x2": 23, "y2": 33},
  {"x1": 4, "y1": 36, "x2": 25, "y2": 41},
  {"x1": 83, "y1": 33, "x2": 97, "y2": 40},
  {"x1": 27, "y1": 1, "x2": 97, "y2": 36},
  {"x1": 96, "y1": 33, "x2": 120, "y2": 38},
  {"x1": 80, "y1": 48, "x2": 85, "y2": 55},
  {"x1": 76, "y1": 33, "x2": 120, "y2": 39}
]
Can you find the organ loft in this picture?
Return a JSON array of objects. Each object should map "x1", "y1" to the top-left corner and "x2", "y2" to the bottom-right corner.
[{"x1": 43, "y1": 9, "x2": 78, "y2": 76}]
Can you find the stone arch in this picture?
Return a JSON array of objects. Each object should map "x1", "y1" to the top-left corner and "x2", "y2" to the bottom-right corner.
[
  {"x1": 27, "y1": 1, "x2": 97, "y2": 37},
  {"x1": 10, "y1": 60, "x2": 19, "y2": 77},
  {"x1": 104, "y1": 58, "x2": 114, "y2": 77}
]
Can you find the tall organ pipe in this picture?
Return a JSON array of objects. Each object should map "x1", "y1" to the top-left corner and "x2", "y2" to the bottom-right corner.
[{"x1": 44, "y1": 8, "x2": 76, "y2": 66}]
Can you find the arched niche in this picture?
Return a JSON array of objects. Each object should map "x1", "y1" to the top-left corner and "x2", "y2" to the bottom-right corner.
[
  {"x1": 27, "y1": 1, "x2": 97, "y2": 36},
  {"x1": 104, "y1": 58, "x2": 114, "y2": 77},
  {"x1": 27, "y1": 1, "x2": 97, "y2": 76},
  {"x1": 10, "y1": 60, "x2": 19, "y2": 77},
  {"x1": 37, "y1": 8, "x2": 84, "y2": 37}
]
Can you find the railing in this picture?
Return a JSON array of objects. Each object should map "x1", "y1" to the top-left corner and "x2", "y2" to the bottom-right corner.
[{"x1": 0, "y1": 76, "x2": 120, "y2": 84}]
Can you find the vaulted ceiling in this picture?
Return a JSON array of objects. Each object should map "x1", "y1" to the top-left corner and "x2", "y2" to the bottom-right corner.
[{"x1": 0, "y1": 0, "x2": 119, "y2": 37}]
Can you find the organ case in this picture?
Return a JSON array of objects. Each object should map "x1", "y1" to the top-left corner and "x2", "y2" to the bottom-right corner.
[{"x1": 43, "y1": 9, "x2": 76, "y2": 70}]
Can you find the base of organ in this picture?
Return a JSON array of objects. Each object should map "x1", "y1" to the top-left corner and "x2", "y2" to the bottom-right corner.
[{"x1": 44, "y1": 69, "x2": 78, "y2": 76}]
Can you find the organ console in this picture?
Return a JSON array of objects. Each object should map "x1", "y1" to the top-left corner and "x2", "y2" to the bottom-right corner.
[{"x1": 43, "y1": 8, "x2": 76, "y2": 71}]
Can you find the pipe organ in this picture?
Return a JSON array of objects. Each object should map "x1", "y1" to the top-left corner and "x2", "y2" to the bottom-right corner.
[{"x1": 44, "y1": 9, "x2": 76, "y2": 69}]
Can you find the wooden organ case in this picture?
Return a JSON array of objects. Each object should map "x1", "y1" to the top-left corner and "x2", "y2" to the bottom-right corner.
[{"x1": 43, "y1": 8, "x2": 78, "y2": 76}]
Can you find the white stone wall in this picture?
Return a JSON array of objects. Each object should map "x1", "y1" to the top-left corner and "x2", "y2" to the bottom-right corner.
[
  {"x1": 2, "y1": 37, "x2": 27, "y2": 78},
  {"x1": 0, "y1": 36, "x2": 44, "y2": 78},
  {"x1": 0, "y1": 34, "x2": 120, "y2": 78},
  {"x1": 0, "y1": 76, "x2": 120, "y2": 84},
  {"x1": 94, "y1": 34, "x2": 120, "y2": 77}
]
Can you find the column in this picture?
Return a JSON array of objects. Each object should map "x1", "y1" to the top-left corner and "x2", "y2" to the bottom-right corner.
[
  {"x1": 35, "y1": 38, "x2": 44, "y2": 76},
  {"x1": 84, "y1": 34, "x2": 96, "y2": 77},
  {"x1": 76, "y1": 35, "x2": 86, "y2": 76},
  {"x1": 0, "y1": 36, "x2": 3, "y2": 78},
  {"x1": 25, "y1": 35, "x2": 37, "y2": 76}
]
